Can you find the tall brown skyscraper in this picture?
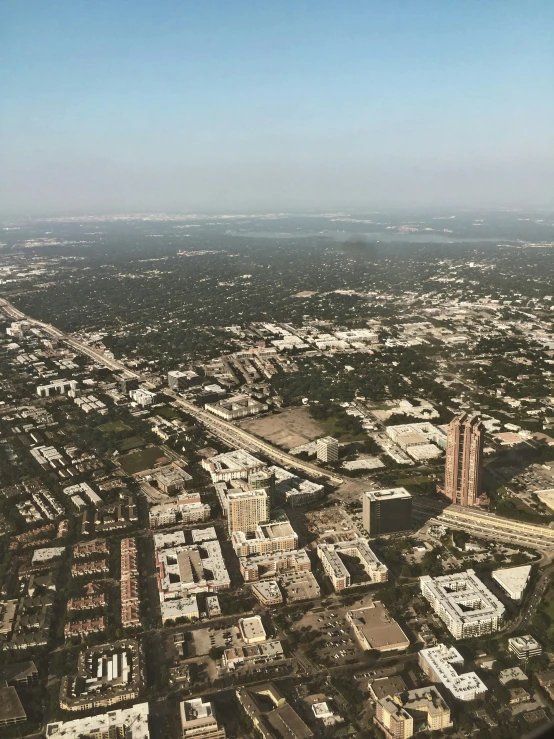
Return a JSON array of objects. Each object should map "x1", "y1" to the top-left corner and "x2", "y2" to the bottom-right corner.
[{"x1": 445, "y1": 413, "x2": 485, "y2": 506}]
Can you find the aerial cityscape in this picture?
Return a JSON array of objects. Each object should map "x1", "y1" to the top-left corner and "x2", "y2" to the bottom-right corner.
[{"x1": 3, "y1": 2, "x2": 554, "y2": 738}]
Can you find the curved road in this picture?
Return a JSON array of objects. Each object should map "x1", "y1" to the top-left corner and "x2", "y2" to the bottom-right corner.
[{"x1": 0, "y1": 298, "x2": 343, "y2": 485}]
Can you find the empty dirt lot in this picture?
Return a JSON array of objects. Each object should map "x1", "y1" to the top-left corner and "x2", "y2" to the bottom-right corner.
[{"x1": 238, "y1": 407, "x2": 324, "y2": 450}]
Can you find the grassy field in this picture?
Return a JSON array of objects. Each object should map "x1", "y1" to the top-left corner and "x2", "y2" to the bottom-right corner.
[
  {"x1": 156, "y1": 405, "x2": 182, "y2": 420},
  {"x1": 118, "y1": 436, "x2": 146, "y2": 452},
  {"x1": 118, "y1": 445, "x2": 168, "y2": 474},
  {"x1": 98, "y1": 420, "x2": 132, "y2": 435}
]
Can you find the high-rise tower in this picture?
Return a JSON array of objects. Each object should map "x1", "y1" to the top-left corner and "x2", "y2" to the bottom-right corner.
[
  {"x1": 227, "y1": 490, "x2": 269, "y2": 536},
  {"x1": 444, "y1": 413, "x2": 484, "y2": 506}
]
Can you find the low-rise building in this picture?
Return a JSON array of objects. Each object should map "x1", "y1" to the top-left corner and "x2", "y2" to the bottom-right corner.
[
  {"x1": 59, "y1": 639, "x2": 144, "y2": 711},
  {"x1": 0, "y1": 661, "x2": 39, "y2": 687},
  {"x1": 279, "y1": 571, "x2": 320, "y2": 602},
  {"x1": 64, "y1": 616, "x2": 105, "y2": 639},
  {"x1": 238, "y1": 616, "x2": 266, "y2": 644},
  {"x1": 231, "y1": 521, "x2": 298, "y2": 557},
  {"x1": 46, "y1": 702, "x2": 150, "y2": 739},
  {"x1": 0, "y1": 685, "x2": 26, "y2": 727},
  {"x1": 509, "y1": 635, "x2": 543, "y2": 660},
  {"x1": 224, "y1": 641, "x2": 284, "y2": 671},
  {"x1": 492, "y1": 565, "x2": 532, "y2": 601},
  {"x1": 201, "y1": 450, "x2": 266, "y2": 483},
  {"x1": 499, "y1": 666, "x2": 529, "y2": 685},
  {"x1": 239, "y1": 549, "x2": 311, "y2": 582},
  {"x1": 317, "y1": 539, "x2": 388, "y2": 591},
  {"x1": 160, "y1": 596, "x2": 199, "y2": 624},
  {"x1": 251, "y1": 580, "x2": 283, "y2": 606},
  {"x1": 237, "y1": 683, "x2": 313, "y2": 739},
  {"x1": 205, "y1": 394, "x2": 268, "y2": 421},
  {"x1": 347, "y1": 602, "x2": 410, "y2": 653},
  {"x1": 180, "y1": 698, "x2": 226, "y2": 739},
  {"x1": 269, "y1": 466, "x2": 324, "y2": 508},
  {"x1": 206, "y1": 595, "x2": 221, "y2": 617},
  {"x1": 419, "y1": 644, "x2": 488, "y2": 701}
]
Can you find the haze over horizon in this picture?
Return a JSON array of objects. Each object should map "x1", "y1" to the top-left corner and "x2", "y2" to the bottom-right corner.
[{"x1": 2, "y1": 1, "x2": 553, "y2": 217}]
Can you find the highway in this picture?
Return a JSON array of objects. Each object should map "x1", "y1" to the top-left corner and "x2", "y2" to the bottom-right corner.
[{"x1": 0, "y1": 298, "x2": 343, "y2": 485}]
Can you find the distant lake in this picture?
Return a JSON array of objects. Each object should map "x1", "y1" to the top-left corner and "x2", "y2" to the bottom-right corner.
[{"x1": 224, "y1": 228, "x2": 510, "y2": 244}]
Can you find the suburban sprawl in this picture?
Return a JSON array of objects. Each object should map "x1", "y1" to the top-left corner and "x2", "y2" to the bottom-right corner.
[{"x1": 1, "y1": 210, "x2": 554, "y2": 738}]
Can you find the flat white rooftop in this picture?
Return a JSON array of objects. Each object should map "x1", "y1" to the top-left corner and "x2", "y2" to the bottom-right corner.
[
  {"x1": 492, "y1": 565, "x2": 532, "y2": 600},
  {"x1": 32, "y1": 547, "x2": 66, "y2": 563},
  {"x1": 421, "y1": 570, "x2": 505, "y2": 627},
  {"x1": 420, "y1": 644, "x2": 487, "y2": 700},
  {"x1": 46, "y1": 702, "x2": 150, "y2": 739}
]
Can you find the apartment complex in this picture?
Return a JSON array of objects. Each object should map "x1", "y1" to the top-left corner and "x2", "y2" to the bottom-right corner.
[
  {"x1": 375, "y1": 686, "x2": 452, "y2": 738},
  {"x1": 251, "y1": 580, "x2": 283, "y2": 606},
  {"x1": 231, "y1": 520, "x2": 298, "y2": 556},
  {"x1": 149, "y1": 492, "x2": 210, "y2": 529},
  {"x1": 419, "y1": 643, "x2": 488, "y2": 701},
  {"x1": 46, "y1": 703, "x2": 150, "y2": 739},
  {"x1": 239, "y1": 549, "x2": 311, "y2": 583},
  {"x1": 201, "y1": 449, "x2": 266, "y2": 483},
  {"x1": 154, "y1": 530, "x2": 230, "y2": 622},
  {"x1": 227, "y1": 490, "x2": 269, "y2": 535},
  {"x1": 317, "y1": 539, "x2": 388, "y2": 591},
  {"x1": 362, "y1": 488, "x2": 412, "y2": 536},
  {"x1": 204, "y1": 393, "x2": 268, "y2": 420},
  {"x1": 59, "y1": 639, "x2": 143, "y2": 712},
  {"x1": 37, "y1": 379, "x2": 78, "y2": 397},
  {"x1": 237, "y1": 683, "x2": 314, "y2": 739},
  {"x1": 420, "y1": 570, "x2": 505, "y2": 639},
  {"x1": 444, "y1": 413, "x2": 485, "y2": 506},
  {"x1": 129, "y1": 388, "x2": 157, "y2": 407}
]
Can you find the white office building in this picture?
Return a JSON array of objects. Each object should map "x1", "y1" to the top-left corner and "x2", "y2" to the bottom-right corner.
[{"x1": 316, "y1": 436, "x2": 339, "y2": 463}]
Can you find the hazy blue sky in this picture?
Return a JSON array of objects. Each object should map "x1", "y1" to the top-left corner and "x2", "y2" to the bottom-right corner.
[{"x1": 1, "y1": 1, "x2": 553, "y2": 215}]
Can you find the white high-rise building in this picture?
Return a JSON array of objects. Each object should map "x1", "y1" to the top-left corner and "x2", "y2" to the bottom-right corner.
[{"x1": 316, "y1": 436, "x2": 338, "y2": 463}]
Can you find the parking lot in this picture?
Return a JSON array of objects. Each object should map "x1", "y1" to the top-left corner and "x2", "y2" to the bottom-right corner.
[
  {"x1": 293, "y1": 603, "x2": 366, "y2": 666},
  {"x1": 191, "y1": 625, "x2": 238, "y2": 657}
]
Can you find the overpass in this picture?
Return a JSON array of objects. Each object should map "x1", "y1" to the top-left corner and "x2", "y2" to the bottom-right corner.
[
  {"x1": 0, "y1": 298, "x2": 343, "y2": 485},
  {"x1": 431, "y1": 504, "x2": 554, "y2": 551},
  {"x1": 166, "y1": 390, "x2": 344, "y2": 485}
]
